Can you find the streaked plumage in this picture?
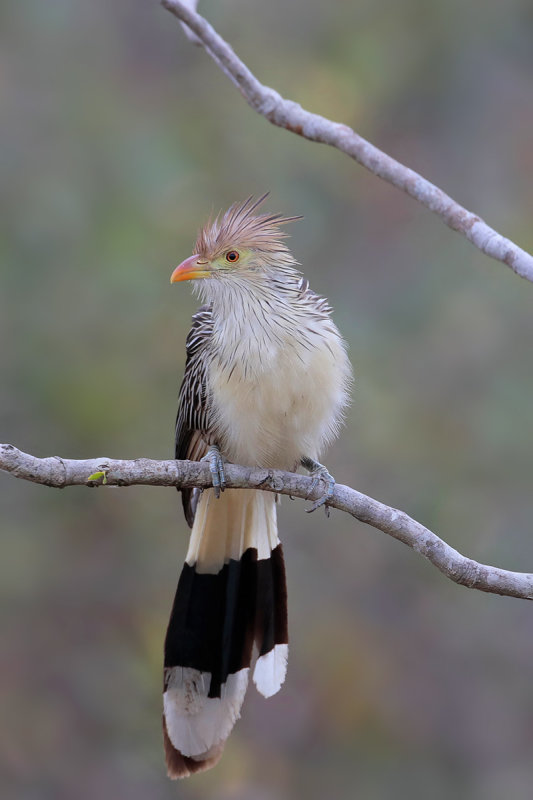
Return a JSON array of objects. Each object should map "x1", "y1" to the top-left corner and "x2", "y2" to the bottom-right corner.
[{"x1": 165, "y1": 195, "x2": 351, "y2": 778}]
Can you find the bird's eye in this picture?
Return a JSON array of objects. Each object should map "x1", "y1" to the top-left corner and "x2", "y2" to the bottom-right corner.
[{"x1": 225, "y1": 250, "x2": 240, "y2": 263}]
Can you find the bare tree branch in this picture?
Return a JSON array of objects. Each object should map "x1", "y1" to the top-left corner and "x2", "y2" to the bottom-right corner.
[
  {"x1": 2, "y1": 443, "x2": 532, "y2": 601},
  {"x1": 174, "y1": 0, "x2": 201, "y2": 45},
  {"x1": 161, "y1": 0, "x2": 533, "y2": 284}
]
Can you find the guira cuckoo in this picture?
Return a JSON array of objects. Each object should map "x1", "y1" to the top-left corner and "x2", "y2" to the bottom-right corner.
[{"x1": 164, "y1": 194, "x2": 351, "y2": 778}]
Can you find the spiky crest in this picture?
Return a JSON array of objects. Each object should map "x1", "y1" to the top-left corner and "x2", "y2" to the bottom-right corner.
[{"x1": 194, "y1": 194, "x2": 302, "y2": 260}]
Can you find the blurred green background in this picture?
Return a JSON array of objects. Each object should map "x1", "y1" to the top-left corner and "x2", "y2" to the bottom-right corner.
[{"x1": 1, "y1": 1, "x2": 533, "y2": 798}]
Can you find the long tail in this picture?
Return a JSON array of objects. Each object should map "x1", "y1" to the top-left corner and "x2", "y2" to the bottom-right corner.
[{"x1": 163, "y1": 488, "x2": 288, "y2": 779}]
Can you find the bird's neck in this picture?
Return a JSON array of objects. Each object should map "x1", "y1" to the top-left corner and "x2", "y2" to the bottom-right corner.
[{"x1": 199, "y1": 270, "x2": 304, "y2": 373}]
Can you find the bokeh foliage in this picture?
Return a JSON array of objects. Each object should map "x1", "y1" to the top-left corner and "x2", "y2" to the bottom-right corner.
[{"x1": 1, "y1": 1, "x2": 533, "y2": 798}]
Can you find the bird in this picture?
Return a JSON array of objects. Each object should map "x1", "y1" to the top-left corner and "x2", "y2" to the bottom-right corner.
[{"x1": 164, "y1": 194, "x2": 351, "y2": 778}]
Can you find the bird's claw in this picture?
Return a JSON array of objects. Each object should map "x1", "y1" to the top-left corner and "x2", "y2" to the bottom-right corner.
[
  {"x1": 203, "y1": 445, "x2": 226, "y2": 498},
  {"x1": 301, "y1": 458, "x2": 335, "y2": 516}
]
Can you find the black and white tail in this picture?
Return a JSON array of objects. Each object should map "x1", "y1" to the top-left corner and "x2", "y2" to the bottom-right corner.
[{"x1": 163, "y1": 488, "x2": 288, "y2": 778}]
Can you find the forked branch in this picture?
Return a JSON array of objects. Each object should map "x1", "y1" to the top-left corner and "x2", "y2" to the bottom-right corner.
[{"x1": 2, "y1": 443, "x2": 532, "y2": 601}]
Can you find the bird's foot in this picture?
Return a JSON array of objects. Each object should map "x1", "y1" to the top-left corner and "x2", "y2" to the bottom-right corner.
[
  {"x1": 202, "y1": 445, "x2": 226, "y2": 498},
  {"x1": 301, "y1": 457, "x2": 335, "y2": 516}
]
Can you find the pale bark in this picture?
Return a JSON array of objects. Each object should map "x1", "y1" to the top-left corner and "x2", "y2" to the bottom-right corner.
[
  {"x1": 161, "y1": 0, "x2": 533, "y2": 283},
  {"x1": 2, "y1": 443, "x2": 532, "y2": 602}
]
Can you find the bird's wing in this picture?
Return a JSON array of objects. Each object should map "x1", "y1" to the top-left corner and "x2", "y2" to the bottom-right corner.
[{"x1": 175, "y1": 304, "x2": 213, "y2": 527}]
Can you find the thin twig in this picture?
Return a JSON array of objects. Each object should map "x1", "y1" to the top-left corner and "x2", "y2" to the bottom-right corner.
[
  {"x1": 2, "y1": 443, "x2": 532, "y2": 601},
  {"x1": 161, "y1": 0, "x2": 533, "y2": 283}
]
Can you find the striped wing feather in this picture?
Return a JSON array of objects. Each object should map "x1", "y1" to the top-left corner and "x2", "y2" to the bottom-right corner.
[{"x1": 175, "y1": 305, "x2": 213, "y2": 526}]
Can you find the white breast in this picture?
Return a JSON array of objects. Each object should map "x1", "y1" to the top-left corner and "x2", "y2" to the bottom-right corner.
[{"x1": 208, "y1": 318, "x2": 350, "y2": 469}]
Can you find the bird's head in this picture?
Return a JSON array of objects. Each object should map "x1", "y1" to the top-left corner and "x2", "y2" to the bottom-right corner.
[{"x1": 170, "y1": 194, "x2": 301, "y2": 285}]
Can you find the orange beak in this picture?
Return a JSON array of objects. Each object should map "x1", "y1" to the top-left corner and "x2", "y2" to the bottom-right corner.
[{"x1": 170, "y1": 254, "x2": 212, "y2": 283}]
